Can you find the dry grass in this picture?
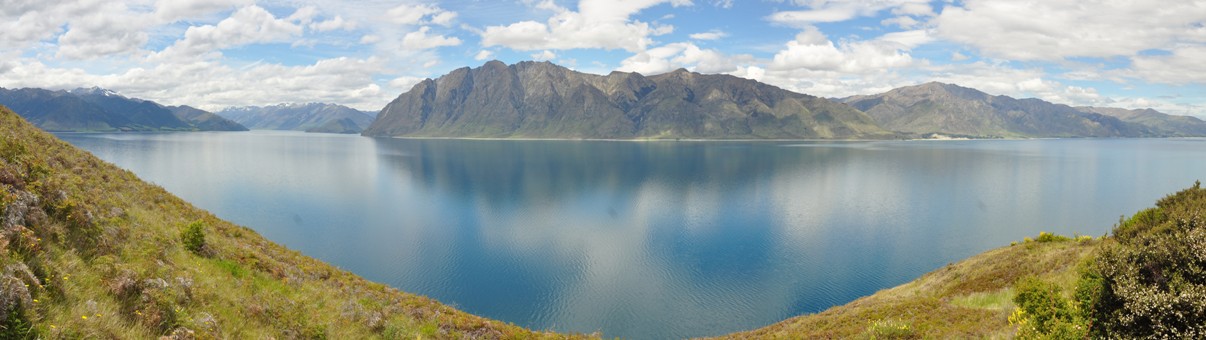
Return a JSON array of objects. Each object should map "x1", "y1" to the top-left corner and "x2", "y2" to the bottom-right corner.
[
  {"x1": 712, "y1": 239, "x2": 1099, "y2": 339},
  {"x1": 0, "y1": 105, "x2": 591, "y2": 339}
]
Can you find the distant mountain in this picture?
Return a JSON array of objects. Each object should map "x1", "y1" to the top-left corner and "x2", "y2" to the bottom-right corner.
[
  {"x1": 363, "y1": 60, "x2": 894, "y2": 139},
  {"x1": 0, "y1": 87, "x2": 246, "y2": 132},
  {"x1": 842, "y1": 82, "x2": 1154, "y2": 138},
  {"x1": 1077, "y1": 106, "x2": 1206, "y2": 137},
  {"x1": 167, "y1": 105, "x2": 249, "y2": 131},
  {"x1": 217, "y1": 103, "x2": 375, "y2": 134}
]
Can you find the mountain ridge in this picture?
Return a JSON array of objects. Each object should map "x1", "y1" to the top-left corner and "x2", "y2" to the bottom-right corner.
[
  {"x1": 0, "y1": 87, "x2": 247, "y2": 132},
  {"x1": 217, "y1": 103, "x2": 375, "y2": 134},
  {"x1": 363, "y1": 60, "x2": 895, "y2": 139},
  {"x1": 841, "y1": 82, "x2": 1160, "y2": 138}
]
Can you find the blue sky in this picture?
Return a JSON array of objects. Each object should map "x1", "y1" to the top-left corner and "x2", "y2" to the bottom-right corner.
[{"x1": 1, "y1": 0, "x2": 1204, "y2": 117}]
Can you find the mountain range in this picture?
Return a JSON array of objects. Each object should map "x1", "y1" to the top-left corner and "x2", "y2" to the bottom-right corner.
[
  {"x1": 1076, "y1": 106, "x2": 1206, "y2": 137},
  {"x1": 841, "y1": 82, "x2": 1156, "y2": 138},
  {"x1": 363, "y1": 60, "x2": 894, "y2": 139},
  {"x1": 0, "y1": 87, "x2": 247, "y2": 132},
  {"x1": 217, "y1": 103, "x2": 376, "y2": 134},
  {"x1": 366, "y1": 61, "x2": 1202, "y2": 139}
]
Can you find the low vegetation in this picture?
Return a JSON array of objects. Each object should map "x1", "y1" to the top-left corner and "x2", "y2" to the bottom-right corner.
[
  {"x1": 0, "y1": 106, "x2": 581, "y2": 338},
  {"x1": 722, "y1": 183, "x2": 1206, "y2": 339}
]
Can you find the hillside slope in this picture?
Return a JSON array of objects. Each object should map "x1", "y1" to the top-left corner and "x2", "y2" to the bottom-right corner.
[
  {"x1": 363, "y1": 61, "x2": 894, "y2": 139},
  {"x1": 843, "y1": 82, "x2": 1153, "y2": 138},
  {"x1": 716, "y1": 237, "x2": 1098, "y2": 338},
  {"x1": 0, "y1": 105, "x2": 574, "y2": 338}
]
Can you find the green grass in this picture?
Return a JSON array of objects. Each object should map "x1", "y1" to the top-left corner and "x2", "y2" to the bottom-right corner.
[
  {"x1": 715, "y1": 233, "x2": 1098, "y2": 339},
  {"x1": 0, "y1": 106, "x2": 587, "y2": 339}
]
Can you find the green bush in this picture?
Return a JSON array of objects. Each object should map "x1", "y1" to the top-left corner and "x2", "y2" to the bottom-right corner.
[
  {"x1": 1080, "y1": 182, "x2": 1206, "y2": 338},
  {"x1": 1012, "y1": 277, "x2": 1076, "y2": 335},
  {"x1": 181, "y1": 221, "x2": 206, "y2": 255},
  {"x1": 865, "y1": 319, "x2": 917, "y2": 339},
  {"x1": 1034, "y1": 232, "x2": 1070, "y2": 243}
]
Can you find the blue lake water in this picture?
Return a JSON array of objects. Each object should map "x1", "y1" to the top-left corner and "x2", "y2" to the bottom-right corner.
[{"x1": 58, "y1": 131, "x2": 1206, "y2": 339}]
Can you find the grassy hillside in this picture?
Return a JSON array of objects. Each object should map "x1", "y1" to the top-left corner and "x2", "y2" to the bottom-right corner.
[
  {"x1": 720, "y1": 183, "x2": 1206, "y2": 339},
  {"x1": 716, "y1": 235, "x2": 1099, "y2": 339},
  {"x1": 0, "y1": 105, "x2": 579, "y2": 338}
]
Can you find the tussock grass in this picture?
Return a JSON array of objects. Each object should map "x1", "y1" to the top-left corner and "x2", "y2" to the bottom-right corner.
[
  {"x1": 714, "y1": 235, "x2": 1098, "y2": 339},
  {"x1": 0, "y1": 106, "x2": 588, "y2": 339}
]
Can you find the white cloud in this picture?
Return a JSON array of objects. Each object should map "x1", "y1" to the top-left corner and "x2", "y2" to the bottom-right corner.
[
  {"x1": 389, "y1": 76, "x2": 424, "y2": 91},
  {"x1": 768, "y1": 27, "x2": 914, "y2": 74},
  {"x1": 386, "y1": 3, "x2": 456, "y2": 26},
  {"x1": 400, "y1": 26, "x2": 462, "y2": 50},
  {"x1": 360, "y1": 34, "x2": 382, "y2": 44},
  {"x1": 480, "y1": 0, "x2": 688, "y2": 52},
  {"x1": 55, "y1": 2, "x2": 151, "y2": 59},
  {"x1": 933, "y1": 0, "x2": 1206, "y2": 61},
  {"x1": 689, "y1": 30, "x2": 728, "y2": 40},
  {"x1": 1132, "y1": 46, "x2": 1206, "y2": 85},
  {"x1": 474, "y1": 50, "x2": 494, "y2": 61},
  {"x1": 531, "y1": 50, "x2": 557, "y2": 61},
  {"x1": 152, "y1": 5, "x2": 305, "y2": 61},
  {"x1": 0, "y1": 56, "x2": 389, "y2": 111},
  {"x1": 311, "y1": 16, "x2": 356, "y2": 32},
  {"x1": 617, "y1": 42, "x2": 751, "y2": 75},
  {"x1": 154, "y1": 0, "x2": 250, "y2": 22}
]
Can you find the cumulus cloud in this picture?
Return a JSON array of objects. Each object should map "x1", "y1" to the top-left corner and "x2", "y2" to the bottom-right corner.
[
  {"x1": 933, "y1": 0, "x2": 1206, "y2": 61},
  {"x1": 154, "y1": 0, "x2": 250, "y2": 22},
  {"x1": 152, "y1": 5, "x2": 306, "y2": 61},
  {"x1": 311, "y1": 16, "x2": 356, "y2": 32},
  {"x1": 474, "y1": 50, "x2": 494, "y2": 61},
  {"x1": 531, "y1": 50, "x2": 557, "y2": 61},
  {"x1": 768, "y1": 27, "x2": 914, "y2": 73},
  {"x1": 480, "y1": 0, "x2": 687, "y2": 52},
  {"x1": 0, "y1": 56, "x2": 389, "y2": 111},
  {"x1": 387, "y1": 3, "x2": 457, "y2": 26},
  {"x1": 401, "y1": 26, "x2": 462, "y2": 50},
  {"x1": 1131, "y1": 46, "x2": 1206, "y2": 85},
  {"x1": 55, "y1": 2, "x2": 151, "y2": 59},
  {"x1": 618, "y1": 42, "x2": 752, "y2": 75}
]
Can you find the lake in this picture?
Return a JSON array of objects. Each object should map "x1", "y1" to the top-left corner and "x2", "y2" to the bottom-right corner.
[{"x1": 58, "y1": 131, "x2": 1206, "y2": 339}]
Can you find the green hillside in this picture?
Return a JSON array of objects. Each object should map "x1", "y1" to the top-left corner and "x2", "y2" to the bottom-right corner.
[
  {"x1": 720, "y1": 183, "x2": 1206, "y2": 339},
  {"x1": 0, "y1": 105, "x2": 577, "y2": 338}
]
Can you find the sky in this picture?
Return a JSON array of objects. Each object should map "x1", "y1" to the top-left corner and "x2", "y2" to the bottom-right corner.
[{"x1": 1, "y1": 0, "x2": 1204, "y2": 117}]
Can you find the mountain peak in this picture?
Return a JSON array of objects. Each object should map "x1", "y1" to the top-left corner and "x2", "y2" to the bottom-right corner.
[{"x1": 69, "y1": 86, "x2": 121, "y2": 97}]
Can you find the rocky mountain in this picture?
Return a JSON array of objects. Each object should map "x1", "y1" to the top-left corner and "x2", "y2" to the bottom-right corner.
[
  {"x1": 1077, "y1": 106, "x2": 1206, "y2": 137},
  {"x1": 0, "y1": 87, "x2": 246, "y2": 132},
  {"x1": 217, "y1": 103, "x2": 375, "y2": 134},
  {"x1": 363, "y1": 60, "x2": 894, "y2": 139},
  {"x1": 842, "y1": 82, "x2": 1154, "y2": 138}
]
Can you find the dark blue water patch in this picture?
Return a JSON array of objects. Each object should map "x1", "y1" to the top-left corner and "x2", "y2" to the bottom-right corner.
[{"x1": 56, "y1": 131, "x2": 1206, "y2": 339}]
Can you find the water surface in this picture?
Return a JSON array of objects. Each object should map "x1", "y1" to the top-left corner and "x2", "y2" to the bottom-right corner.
[{"x1": 58, "y1": 131, "x2": 1206, "y2": 339}]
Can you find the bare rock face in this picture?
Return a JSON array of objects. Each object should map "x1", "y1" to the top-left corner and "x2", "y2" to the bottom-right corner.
[
  {"x1": 843, "y1": 82, "x2": 1155, "y2": 138},
  {"x1": 364, "y1": 61, "x2": 893, "y2": 139}
]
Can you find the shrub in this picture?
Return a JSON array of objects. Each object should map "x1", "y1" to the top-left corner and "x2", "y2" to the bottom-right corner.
[
  {"x1": 181, "y1": 221, "x2": 206, "y2": 255},
  {"x1": 864, "y1": 319, "x2": 917, "y2": 339},
  {"x1": 1080, "y1": 182, "x2": 1206, "y2": 338}
]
